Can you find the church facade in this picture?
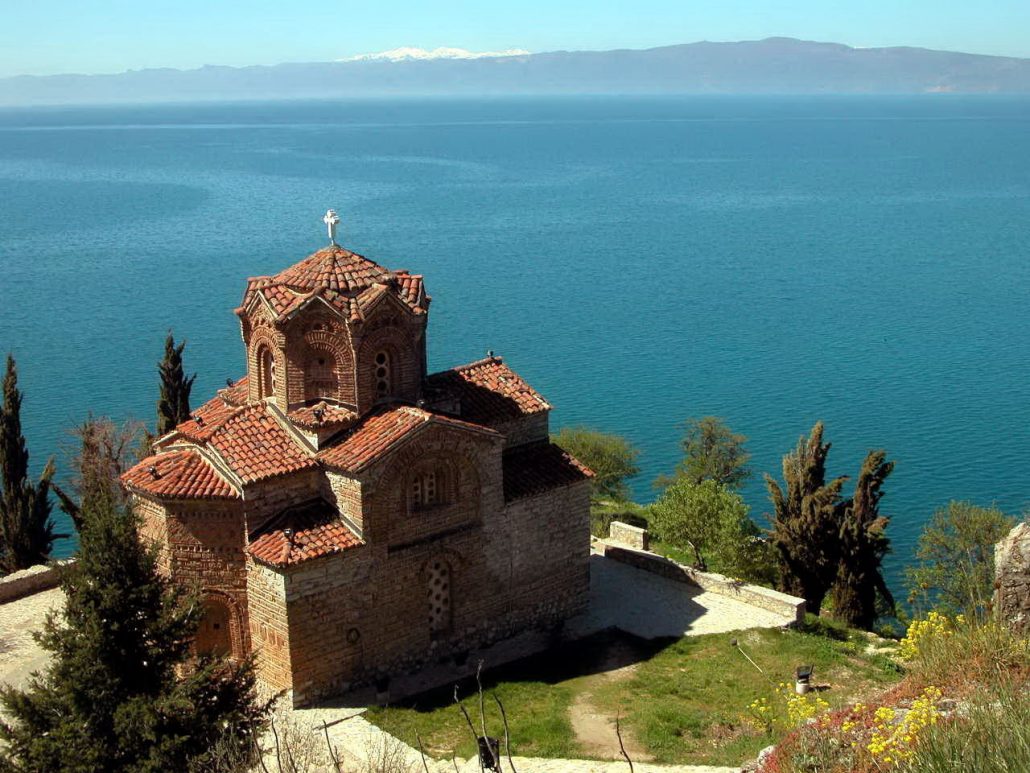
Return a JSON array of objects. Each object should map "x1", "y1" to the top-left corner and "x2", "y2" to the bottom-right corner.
[{"x1": 122, "y1": 225, "x2": 592, "y2": 706}]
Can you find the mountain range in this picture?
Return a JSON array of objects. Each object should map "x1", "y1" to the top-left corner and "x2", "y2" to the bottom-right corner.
[{"x1": 3, "y1": 37, "x2": 1029, "y2": 106}]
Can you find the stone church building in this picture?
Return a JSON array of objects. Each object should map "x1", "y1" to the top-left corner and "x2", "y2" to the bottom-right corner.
[{"x1": 122, "y1": 223, "x2": 592, "y2": 706}]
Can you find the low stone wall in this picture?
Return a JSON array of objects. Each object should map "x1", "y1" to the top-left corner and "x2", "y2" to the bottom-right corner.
[
  {"x1": 995, "y1": 521, "x2": 1030, "y2": 635},
  {"x1": 596, "y1": 538, "x2": 804, "y2": 624},
  {"x1": 0, "y1": 562, "x2": 72, "y2": 605},
  {"x1": 608, "y1": 520, "x2": 649, "y2": 551}
]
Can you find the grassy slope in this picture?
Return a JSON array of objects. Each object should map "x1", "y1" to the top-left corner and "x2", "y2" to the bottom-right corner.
[{"x1": 366, "y1": 621, "x2": 901, "y2": 767}]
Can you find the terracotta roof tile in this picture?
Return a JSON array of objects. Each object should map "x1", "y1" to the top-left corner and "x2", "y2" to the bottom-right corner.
[
  {"x1": 176, "y1": 394, "x2": 245, "y2": 443},
  {"x1": 122, "y1": 450, "x2": 238, "y2": 500},
  {"x1": 248, "y1": 499, "x2": 363, "y2": 568},
  {"x1": 502, "y1": 442, "x2": 592, "y2": 502},
  {"x1": 425, "y1": 357, "x2": 551, "y2": 427},
  {"x1": 217, "y1": 376, "x2": 250, "y2": 407},
  {"x1": 287, "y1": 401, "x2": 358, "y2": 430},
  {"x1": 318, "y1": 406, "x2": 428, "y2": 472},
  {"x1": 238, "y1": 245, "x2": 428, "y2": 324},
  {"x1": 319, "y1": 405, "x2": 497, "y2": 472},
  {"x1": 208, "y1": 405, "x2": 317, "y2": 484},
  {"x1": 273, "y1": 245, "x2": 391, "y2": 293}
]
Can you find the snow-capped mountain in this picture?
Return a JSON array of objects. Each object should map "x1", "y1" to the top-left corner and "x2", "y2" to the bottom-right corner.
[{"x1": 341, "y1": 46, "x2": 530, "y2": 62}]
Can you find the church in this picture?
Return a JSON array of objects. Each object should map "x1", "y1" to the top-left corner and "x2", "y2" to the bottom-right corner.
[{"x1": 121, "y1": 213, "x2": 592, "y2": 706}]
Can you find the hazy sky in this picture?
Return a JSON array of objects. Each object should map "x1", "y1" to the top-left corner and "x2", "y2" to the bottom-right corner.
[{"x1": 3, "y1": 0, "x2": 1030, "y2": 77}]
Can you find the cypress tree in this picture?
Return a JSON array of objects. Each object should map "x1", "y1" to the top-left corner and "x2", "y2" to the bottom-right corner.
[
  {"x1": 0, "y1": 492, "x2": 268, "y2": 771},
  {"x1": 765, "y1": 421, "x2": 847, "y2": 616},
  {"x1": 831, "y1": 450, "x2": 895, "y2": 629},
  {"x1": 0, "y1": 355, "x2": 61, "y2": 573},
  {"x1": 156, "y1": 333, "x2": 196, "y2": 436}
]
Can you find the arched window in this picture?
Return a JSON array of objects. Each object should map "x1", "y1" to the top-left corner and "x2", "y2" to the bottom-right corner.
[
  {"x1": 258, "y1": 345, "x2": 276, "y2": 400},
  {"x1": 196, "y1": 597, "x2": 233, "y2": 657},
  {"x1": 427, "y1": 559, "x2": 452, "y2": 636},
  {"x1": 374, "y1": 350, "x2": 391, "y2": 399},
  {"x1": 409, "y1": 467, "x2": 451, "y2": 512},
  {"x1": 305, "y1": 348, "x2": 338, "y2": 401}
]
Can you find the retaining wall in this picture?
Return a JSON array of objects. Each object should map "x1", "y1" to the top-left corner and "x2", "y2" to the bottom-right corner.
[
  {"x1": 0, "y1": 561, "x2": 72, "y2": 605},
  {"x1": 597, "y1": 527, "x2": 804, "y2": 623}
]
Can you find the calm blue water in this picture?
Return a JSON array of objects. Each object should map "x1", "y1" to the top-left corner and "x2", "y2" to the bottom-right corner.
[{"x1": 1, "y1": 96, "x2": 1028, "y2": 592}]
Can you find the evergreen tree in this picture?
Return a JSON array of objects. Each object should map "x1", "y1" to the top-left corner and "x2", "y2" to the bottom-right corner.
[
  {"x1": 0, "y1": 355, "x2": 61, "y2": 574},
  {"x1": 156, "y1": 333, "x2": 196, "y2": 436},
  {"x1": 831, "y1": 450, "x2": 895, "y2": 629},
  {"x1": 0, "y1": 492, "x2": 268, "y2": 772},
  {"x1": 765, "y1": 421, "x2": 847, "y2": 616}
]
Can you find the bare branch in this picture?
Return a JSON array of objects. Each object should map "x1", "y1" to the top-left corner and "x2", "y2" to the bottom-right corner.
[
  {"x1": 455, "y1": 685, "x2": 484, "y2": 773},
  {"x1": 493, "y1": 693, "x2": 517, "y2": 773},
  {"x1": 615, "y1": 712, "x2": 634, "y2": 773},
  {"x1": 270, "y1": 716, "x2": 284, "y2": 773},
  {"x1": 253, "y1": 731, "x2": 271, "y2": 773},
  {"x1": 323, "y1": 720, "x2": 342, "y2": 771},
  {"x1": 416, "y1": 732, "x2": 432, "y2": 773}
]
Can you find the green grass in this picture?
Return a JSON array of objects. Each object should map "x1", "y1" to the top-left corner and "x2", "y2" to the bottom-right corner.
[
  {"x1": 367, "y1": 677, "x2": 579, "y2": 760},
  {"x1": 365, "y1": 621, "x2": 902, "y2": 767},
  {"x1": 589, "y1": 500, "x2": 649, "y2": 538}
]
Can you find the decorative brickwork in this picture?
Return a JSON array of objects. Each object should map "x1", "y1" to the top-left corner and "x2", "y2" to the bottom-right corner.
[{"x1": 123, "y1": 234, "x2": 591, "y2": 706}]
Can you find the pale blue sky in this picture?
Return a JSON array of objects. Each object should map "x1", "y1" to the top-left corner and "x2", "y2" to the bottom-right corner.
[{"x1": 3, "y1": 0, "x2": 1029, "y2": 77}]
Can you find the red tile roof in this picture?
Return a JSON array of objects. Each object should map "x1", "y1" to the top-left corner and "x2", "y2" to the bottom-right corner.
[
  {"x1": 122, "y1": 450, "x2": 238, "y2": 501},
  {"x1": 425, "y1": 357, "x2": 551, "y2": 426},
  {"x1": 207, "y1": 405, "x2": 317, "y2": 484},
  {"x1": 287, "y1": 401, "x2": 357, "y2": 430},
  {"x1": 248, "y1": 499, "x2": 363, "y2": 568},
  {"x1": 502, "y1": 442, "x2": 592, "y2": 502},
  {"x1": 175, "y1": 394, "x2": 245, "y2": 443},
  {"x1": 319, "y1": 405, "x2": 498, "y2": 473},
  {"x1": 238, "y1": 245, "x2": 428, "y2": 324},
  {"x1": 273, "y1": 245, "x2": 391, "y2": 293},
  {"x1": 218, "y1": 376, "x2": 250, "y2": 407}
]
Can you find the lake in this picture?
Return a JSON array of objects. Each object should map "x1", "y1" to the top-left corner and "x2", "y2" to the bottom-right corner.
[{"x1": 1, "y1": 95, "x2": 1028, "y2": 591}]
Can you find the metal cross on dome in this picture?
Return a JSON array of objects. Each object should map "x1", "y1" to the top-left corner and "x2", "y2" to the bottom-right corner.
[{"x1": 323, "y1": 209, "x2": 341, "y2": 246}]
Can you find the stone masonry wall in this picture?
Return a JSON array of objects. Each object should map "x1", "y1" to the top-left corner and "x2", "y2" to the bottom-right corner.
[
  {"x1": 247, "y1": 558, "x2": 293, "y2": 692},
  {"x1": 504, "y1": 478, "x2": 592, "y2": 628},
  {"x1": 323, "y1": 471, "x2": 365, "y2": 536},
  {"x1": 995, "y1": 521, "x2": 1030, "y2": 635},
  {"x1": 273, "y1": 422, "x2": 591, "y2": 706},
  {"x1": 492, "y1": 412, "x2": 549, "y2": 449}
]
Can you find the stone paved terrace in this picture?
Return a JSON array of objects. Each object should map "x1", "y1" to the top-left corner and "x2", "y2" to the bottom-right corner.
[
  {"x1": 569, "y1": 553, "x2": 796, "y2": 640},
  {"x1": 0, "y1": 586, "x2": 62, "y2": 694}
]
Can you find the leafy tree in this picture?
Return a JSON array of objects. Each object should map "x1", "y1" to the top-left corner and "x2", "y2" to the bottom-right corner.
[
  {"x1": 553, "y1": 426, "x2": 640, "y2": 502},
  {"x1": 0, "y1": 489, "x2": 268, "y2": 772},
  {"x1": 54, "y1": 415, "x2": 147, "y2": 530},
  {"x1": 905, "y1": 501, "x2": 1017, "y2": 618},
  {"x1": 831, "y1": 450, "x2": 896, "y2": 629},
  {"x1": 0, "y1": 355, "x2": 62, "y2": 574},
  {"x1": 157, "y1": 332, "x2": 196, "y2": 436},
  {"x1": 650, "y1": 478, "x2": 775, "y2": 582},
  {"x1": 656, "y1": 416, "x2": 751, "y2": 491},
  {"x1": 766, "y1": 421, "x2": 847, "y2": 616}
]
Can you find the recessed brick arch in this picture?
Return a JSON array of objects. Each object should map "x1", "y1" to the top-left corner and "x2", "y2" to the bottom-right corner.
[
  {"x1": 357, "y1": 326, "x2": 417, "y2": 409},
  {"x1": 300, "y1": 331, "x2": 352, "y2": 404},
  {"x1": 195, "y1": 590, "x2": 246, "y2": 660},
  {"x1": 248, "y1": 327, "x2": 284, "y2": 405}
]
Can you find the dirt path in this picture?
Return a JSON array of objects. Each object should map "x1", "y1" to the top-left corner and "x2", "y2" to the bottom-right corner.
[{"x1": 568, "y1": 640, "x2": 655, "y2": 761}]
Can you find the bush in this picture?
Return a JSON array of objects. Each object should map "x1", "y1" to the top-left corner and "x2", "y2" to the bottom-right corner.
[
  {"x1": 649, "y1": 478, "x2": 775, "y2": 583},
  {"x1": 905, "y1": 501, "x2": 1017, "y2": 618},
  {"x1": 553, "y1": 427, "x2": 640, "y2": 502}
]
